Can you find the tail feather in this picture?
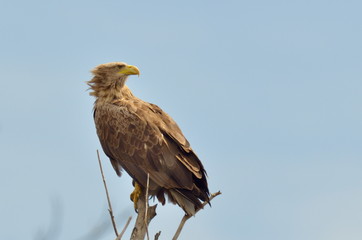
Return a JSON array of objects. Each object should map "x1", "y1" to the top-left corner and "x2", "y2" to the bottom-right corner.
[
  {"x1": 168, "y1": 188, "x2": 209, "y2": 216},
  {"x1": 168, "y1": 190, "x2": 197, "y2": 216}
]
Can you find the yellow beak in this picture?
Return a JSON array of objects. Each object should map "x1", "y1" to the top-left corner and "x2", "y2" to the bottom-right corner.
[{"x1": 118, "y1": 65, "x2": 140, "y2": 76}]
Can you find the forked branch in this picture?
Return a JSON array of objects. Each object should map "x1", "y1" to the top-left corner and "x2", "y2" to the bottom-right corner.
[{"x1": 130, "y1": 192, "x2": 157, "y2": 240}]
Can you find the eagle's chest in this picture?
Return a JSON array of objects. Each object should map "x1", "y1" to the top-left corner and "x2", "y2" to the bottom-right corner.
[{"x1": 94, "y1": 103, "x2": 158, "y2": 155}]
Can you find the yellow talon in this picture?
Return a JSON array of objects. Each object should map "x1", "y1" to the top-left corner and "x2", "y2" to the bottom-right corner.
[{"x1": 130, "y1": 182, "x2": 142, "y2": 211}]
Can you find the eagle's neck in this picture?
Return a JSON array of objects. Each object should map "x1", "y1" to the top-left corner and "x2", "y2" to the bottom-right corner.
[
  {"x1": 89, "y1": 75, "x2": 132, "y2": 105},
  {"x1": 97, "y1": 85, "x2": 124, "y2": 104}
]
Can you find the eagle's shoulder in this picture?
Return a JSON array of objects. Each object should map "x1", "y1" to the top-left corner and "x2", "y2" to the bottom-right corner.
[
  {"x1": 143, "y1": 102, "x2": 190, "y2": 148},
  {"x1": 106, "y1": 97, "x2": 190, "y2": 147}
]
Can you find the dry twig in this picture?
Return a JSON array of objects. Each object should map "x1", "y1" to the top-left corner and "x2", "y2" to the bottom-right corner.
[
  {"x1": 145, "y1": 173, "x2": 150, "y2": 240},
  {"x1": 154, "y1": 231, "x2": 161, "y2": 240},
  {"x1": 115, "y1": 216, "x2": 132, "y2": 240},
  {"x1": 172, "y1": 191, "x2": 222, "y2": 240},
  {"x1": 97, "y1": 150, "x2": 119, "y2": 237}
]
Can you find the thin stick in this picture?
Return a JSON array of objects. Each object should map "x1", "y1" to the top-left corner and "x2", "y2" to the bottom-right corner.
[
  {"x1": 116, "y1": 216, "x2": 132, "y2": 240},
  {"x1": 145, "y1": 173, "x2": 150, "y2": 240},
  {"x1": 97, "y1": 150, "x2": 119, "y2": 237},
  {"x1": 172, "y1": 191, "x2": 222, "y2": 240},
  {"x1": 154, "y1": 231, "x2": 161, "y2": 240}
]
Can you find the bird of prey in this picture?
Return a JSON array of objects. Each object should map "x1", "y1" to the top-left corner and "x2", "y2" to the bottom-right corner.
[{"x1": 87, "y1": 62, "x2": 209, "y2": 216}]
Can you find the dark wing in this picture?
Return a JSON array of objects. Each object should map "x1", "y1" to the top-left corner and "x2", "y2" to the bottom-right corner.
[
  {"x1": 94, "y1": 100, "x2": 209, "y2": 213},
  {"x1": 146, "y1": 103, "x2": 207, "y2": 177}
]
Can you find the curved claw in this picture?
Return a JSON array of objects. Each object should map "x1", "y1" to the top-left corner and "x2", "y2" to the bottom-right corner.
[{"x1": 130, "y1": 182, "x2": 142, "y2": 212}]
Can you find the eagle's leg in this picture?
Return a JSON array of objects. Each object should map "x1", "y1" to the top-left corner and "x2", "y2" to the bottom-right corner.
[{"x1": 130, "y1": 181, "x2": 142, "y2": 211}]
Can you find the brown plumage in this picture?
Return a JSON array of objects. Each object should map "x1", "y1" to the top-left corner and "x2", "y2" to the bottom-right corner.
[{"x1": 87, "y1": 62, "x2": 209, "y2": 215}]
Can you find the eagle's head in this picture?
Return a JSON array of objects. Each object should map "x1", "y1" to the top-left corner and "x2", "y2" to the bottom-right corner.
[
  {"x1": 87, "y1": 62, "x2": 140, "y2": 99},
  {"x1": 92, "y1": 62, "x2": 140, "y2": 78}
]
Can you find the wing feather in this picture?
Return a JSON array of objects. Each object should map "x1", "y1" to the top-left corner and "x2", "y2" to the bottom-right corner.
[{"x1": 94, "y1": 99, "x2": 209, "y2": 212}]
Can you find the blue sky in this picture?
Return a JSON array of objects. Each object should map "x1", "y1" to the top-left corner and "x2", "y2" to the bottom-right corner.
[{"x1": 1, "y1": 0, "x2": 362, "y2": 239}]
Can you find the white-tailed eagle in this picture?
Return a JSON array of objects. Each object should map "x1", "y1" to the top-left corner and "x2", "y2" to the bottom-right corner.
[{"x1": 87, "y1": 62, "x2": 209, "y2": 216}]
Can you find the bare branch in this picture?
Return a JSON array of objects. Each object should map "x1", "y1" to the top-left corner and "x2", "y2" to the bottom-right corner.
[
  {"x1": 172, "y1": 191, "x2": 222, "y2": 240},
  {"x1": 145, "y1": 173, "x2": 150, "y2": 240},
  {"x1": 97, "y1": 150, "x2": 119, "y2": 237},
  {"x1": 115, "y1": 216, "x2": 132, "y2": 240},
  {"x1": 154, "y1": 231, "x2": 161, "y2": 240}
]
